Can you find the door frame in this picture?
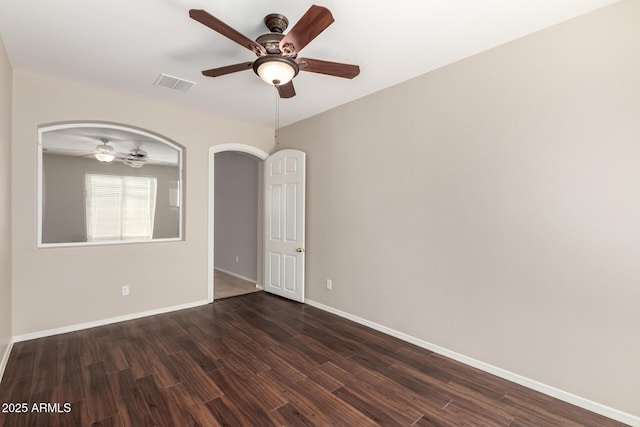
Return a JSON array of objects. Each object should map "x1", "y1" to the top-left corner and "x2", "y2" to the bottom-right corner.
[{"x1": 208, "y1": 144, "x2": 269, "y2": 303}]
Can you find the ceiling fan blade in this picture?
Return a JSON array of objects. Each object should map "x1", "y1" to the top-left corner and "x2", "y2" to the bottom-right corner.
[
  {"x1": 296, "y1": 58, "x2": 360, "y2": 79},
  {"x1": 279, "y1": 5, "x2": 334, "y2": 55},
  {"x1": 202, "y1": 62, "x2": 254, "y2": 77},
  {"x1": 277, "y1": 81, "x2": 296, "y2": 99},
  {"x1": 189, "y1": 9, "x2": 266, "y2": 56}
]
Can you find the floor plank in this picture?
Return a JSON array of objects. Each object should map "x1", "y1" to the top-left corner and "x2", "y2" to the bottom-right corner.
[
  {"x1": 0, "y1": 292, "x2": 630, "y2": 426},
  {"x1": 82, "y1": 362, "x2": 118, "y2": 424}
]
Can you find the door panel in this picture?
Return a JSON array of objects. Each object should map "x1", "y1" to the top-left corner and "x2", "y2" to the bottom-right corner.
[
  {"x1": 270, "y1": 184, "x2": 282, "y2": 240},
  {"x1": 269, "y1": 252, "x2": 281, "y2": 289},
  {"x1": 264, "y1": 149, "x2": 305, "y2": 302},
  {"x1": 285, "y1": 183, "x2": 297, "y2": 241}
]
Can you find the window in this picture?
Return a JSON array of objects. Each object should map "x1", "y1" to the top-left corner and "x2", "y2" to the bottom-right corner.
[{"x1": 85, "y1": 174, "x2": 158, "y2": 241}]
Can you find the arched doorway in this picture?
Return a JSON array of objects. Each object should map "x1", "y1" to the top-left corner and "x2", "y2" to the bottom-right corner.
[{"x1": 208, "y1": 144, "x2": 269, "y2": 302}]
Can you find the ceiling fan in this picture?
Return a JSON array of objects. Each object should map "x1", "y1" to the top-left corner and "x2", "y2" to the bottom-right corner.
[
  {"x1": 189, "y1": 5, "x2": 360, "y2": 98},
  {"x1": 95, "y1": 139, "x2": 148, "y2": 168}
]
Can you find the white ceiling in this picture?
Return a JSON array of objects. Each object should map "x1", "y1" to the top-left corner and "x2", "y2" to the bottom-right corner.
[
  {"x1": 0, "y1": 0, "x2": 620, "y2": 128},
  {"x1": 42, "y1": 126, "x2": 180, "y2": 166}
]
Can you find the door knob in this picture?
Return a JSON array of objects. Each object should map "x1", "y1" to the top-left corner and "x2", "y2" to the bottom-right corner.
[{"x1": 296, "y1": 247, "x2": 305, "y2": 253}]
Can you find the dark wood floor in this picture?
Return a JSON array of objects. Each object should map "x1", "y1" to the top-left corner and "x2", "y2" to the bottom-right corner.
[{"x1": 0, "y1": 292, "x2": 627, "y2": 427}]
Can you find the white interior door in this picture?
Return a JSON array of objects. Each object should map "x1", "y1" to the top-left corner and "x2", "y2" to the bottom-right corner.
[{"x1": 264, "y1": 149, "x2": 306, "y2": 302}]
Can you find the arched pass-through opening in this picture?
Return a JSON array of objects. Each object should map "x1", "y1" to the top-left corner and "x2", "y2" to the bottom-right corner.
[
  {"x1": 208, "y1": 144, "x2": 269, "y2": 302},
  {"x1": 38, "y1": 121, "x2": 184, "y2": 247}
]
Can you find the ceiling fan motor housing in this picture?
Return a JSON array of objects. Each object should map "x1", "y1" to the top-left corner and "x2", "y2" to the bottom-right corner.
[{"x1": 256, "y1": 33, "x2": 288, "y2": 55}]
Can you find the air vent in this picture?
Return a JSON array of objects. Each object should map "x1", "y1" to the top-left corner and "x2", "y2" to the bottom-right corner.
[{"x1": 154, "y1": 73, "x2": 196, "y2": 92}]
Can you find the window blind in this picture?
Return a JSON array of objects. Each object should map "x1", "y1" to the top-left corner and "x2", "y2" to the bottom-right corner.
[{"x1": 85, "y1": 174, "x2": 157, "y2": 241}]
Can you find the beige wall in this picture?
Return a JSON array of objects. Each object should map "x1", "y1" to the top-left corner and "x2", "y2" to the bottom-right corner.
[
  {"x1": 42, "y1": 153, "x2": 180, "y2": 243},
  {"x1": 12, "y1": 70, "x2": 274, "y2": 336},
  {"x1": 279, "y1": 0, "x2": 640, "y2": 417},
  {"x1": 0, "y1": 36, "x2": 12, "y2": 369},
  {"x1": 214, "y1": 151, "x2": 259, "y2": 282}
]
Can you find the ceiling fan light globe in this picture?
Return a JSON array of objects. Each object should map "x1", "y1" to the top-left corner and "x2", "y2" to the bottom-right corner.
[
  {"x1": 94, "y1": 144, "x2": 115, "y2": 162},
  {"x1": 253, "y1": 56, "x2": 298, "y2": 86}
]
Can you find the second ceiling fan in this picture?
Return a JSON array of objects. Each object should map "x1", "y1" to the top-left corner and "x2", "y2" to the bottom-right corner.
[{"x1": 189, "y1": 4, "x2": 360, "y2": 98}]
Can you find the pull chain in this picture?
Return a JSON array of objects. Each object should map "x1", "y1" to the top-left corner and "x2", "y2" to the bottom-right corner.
[{"x1": 274, "y1": 86, "x2": 280, "y2": 146}]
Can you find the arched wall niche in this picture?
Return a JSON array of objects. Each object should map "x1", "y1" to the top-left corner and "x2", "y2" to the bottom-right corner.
[{"x1": 38, "y1": 121, "x2": 184, "y2": 247}]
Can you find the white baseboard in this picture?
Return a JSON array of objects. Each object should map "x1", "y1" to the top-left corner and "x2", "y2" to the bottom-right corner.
[
  {"x1": 305, "y1": 299, "x2": 640, "y2": 427},
  {"x1": 13, "y1": 299, "x2": 210, "y2": 343},
  {"x1": 214, "y1": 267, "x2": 258, "y2": 286},
  {"x1": 0, "y1": 338, "x2": 15, "y2": 384}
]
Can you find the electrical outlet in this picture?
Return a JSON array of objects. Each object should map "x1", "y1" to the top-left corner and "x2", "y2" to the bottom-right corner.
[
  {"x1": 326, "y1": 279, "x2": 332, "y2": 290},
  {"x1": 236, "y1": 256, "x2": 239, "y2": 263},
  {"x1": 122, "y1": 285, "x2": 129, "y2": 296}
]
